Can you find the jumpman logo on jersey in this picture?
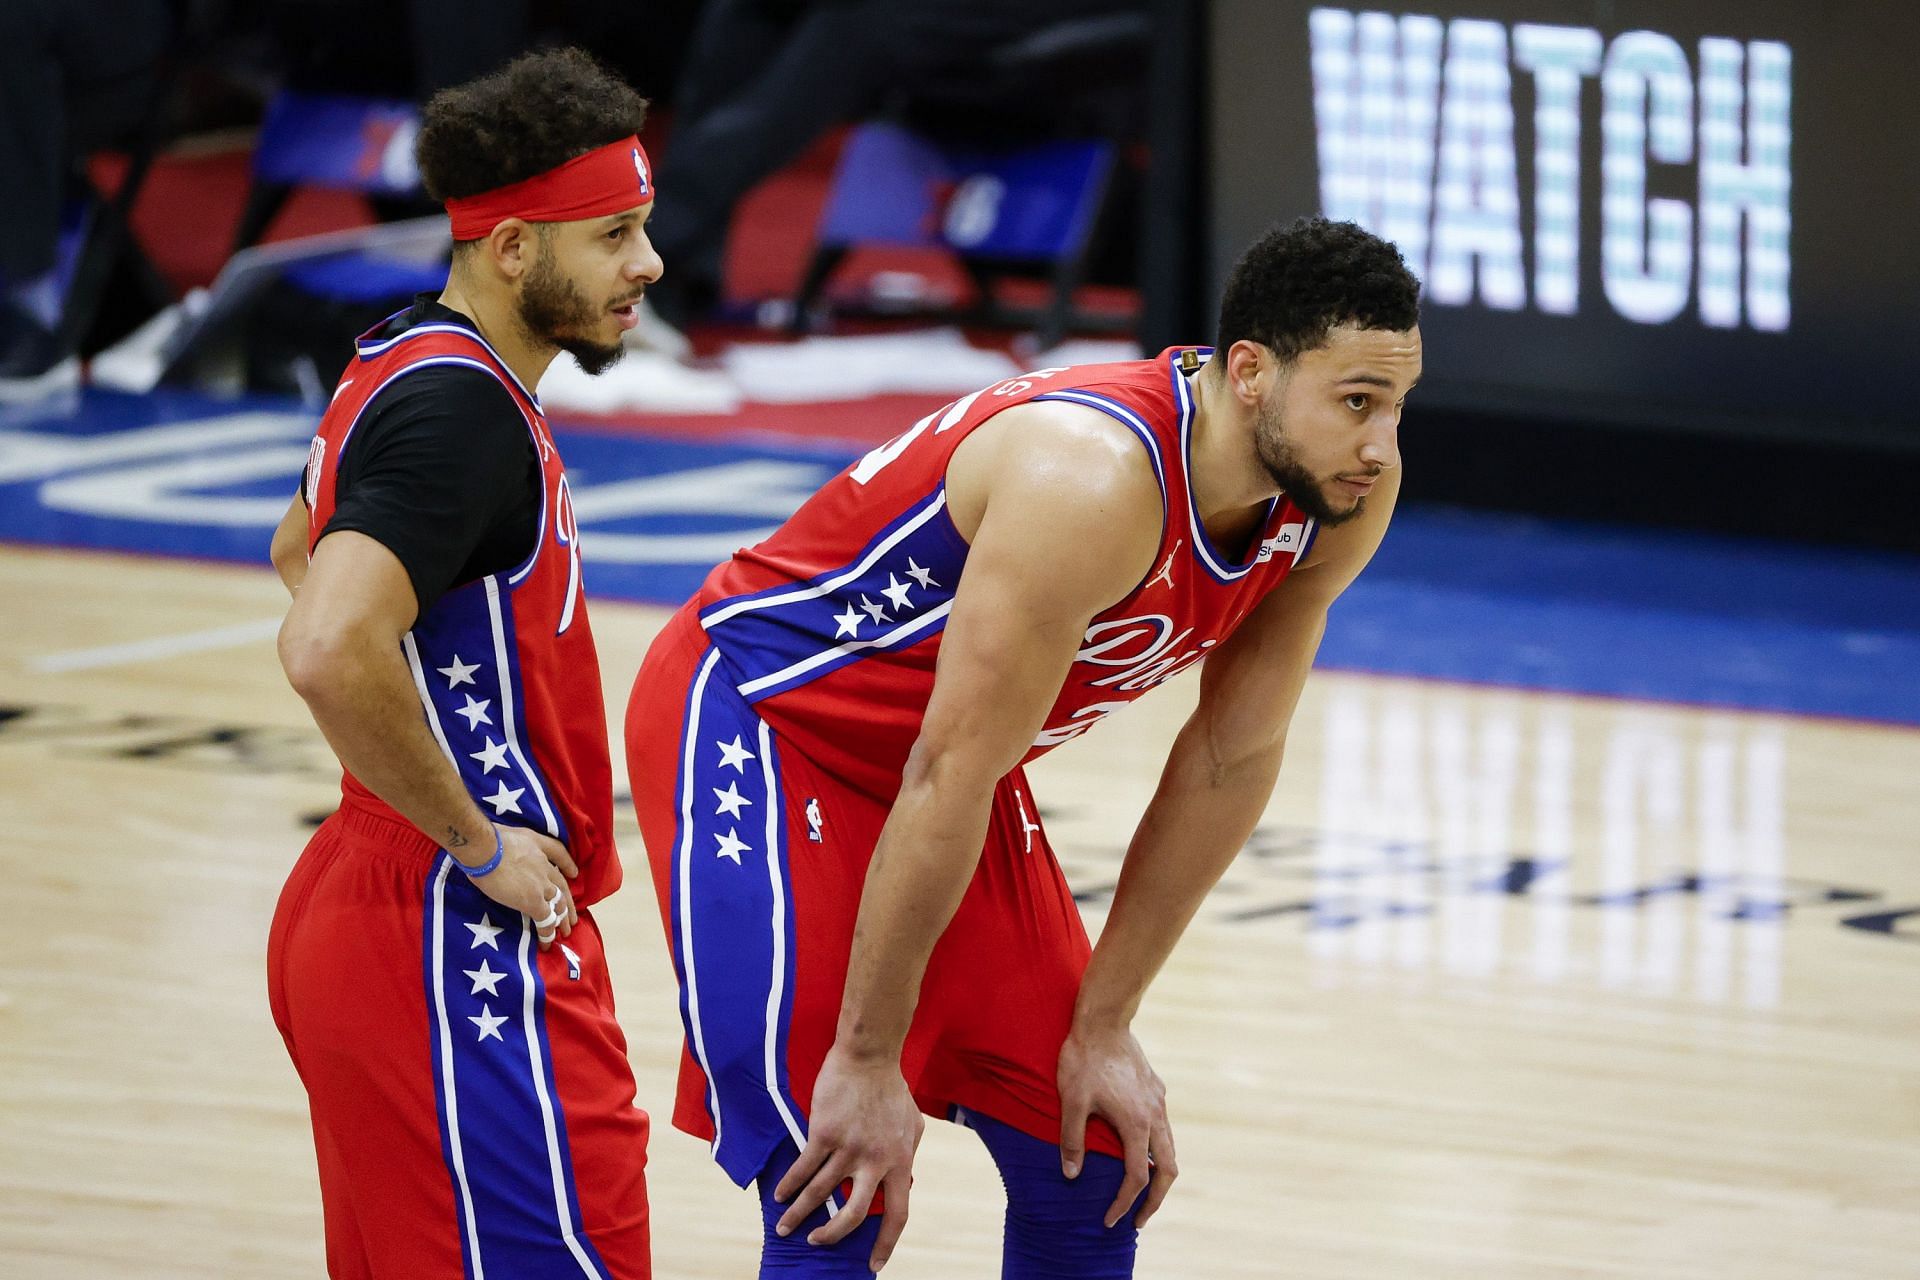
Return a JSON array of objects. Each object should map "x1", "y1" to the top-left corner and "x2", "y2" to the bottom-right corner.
[
  {"x1": 1014, "y1": 789, "x2": 1041, "y2": 853},
  {"x1": 1147, "y1": 541, "x2": 1183, "y2": 592}
]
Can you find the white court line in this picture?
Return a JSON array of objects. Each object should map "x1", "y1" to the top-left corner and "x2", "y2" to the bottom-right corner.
[{"x1": 30, "y1": 617, "x2": 284, "y2": 673}]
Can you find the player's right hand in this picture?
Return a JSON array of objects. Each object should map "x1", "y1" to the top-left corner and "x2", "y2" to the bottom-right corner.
[
  {"x1": 1056, "y1": 1022, "x2": 1178, "y2": 1230},
  {"x1": 462, "y1": 825, "x2": 578, "y2": 950},
  {"x1": 773, "y1": 1043, "x2": 924, "y2": 1271}
]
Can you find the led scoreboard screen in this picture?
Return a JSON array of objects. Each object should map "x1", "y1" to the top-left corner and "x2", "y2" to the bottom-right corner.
[{"x1": 1207, "y1": 1, "x2": 1920, "y2": 448}]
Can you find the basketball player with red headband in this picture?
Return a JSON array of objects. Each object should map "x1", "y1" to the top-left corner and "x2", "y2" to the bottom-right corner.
[{"x1": 266, "y1": 49, "x2": 659, "y2": 1279}]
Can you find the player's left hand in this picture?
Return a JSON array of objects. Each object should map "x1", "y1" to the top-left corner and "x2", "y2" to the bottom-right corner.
[
  {"x1": 1056, "y1": 1022, "x2": 1178, "y2": 1229},
  {"x1": 773, "y1": 1043, "x2": 925, "y2": 1269}
]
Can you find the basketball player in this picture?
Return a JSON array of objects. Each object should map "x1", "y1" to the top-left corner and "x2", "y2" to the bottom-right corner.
[
  {"x1": 265, "y1": 49, "x2": 659, "y2": 1278},
  {"x1": 625, "y1": 217, "x2": 1422, "y2": 1275}
]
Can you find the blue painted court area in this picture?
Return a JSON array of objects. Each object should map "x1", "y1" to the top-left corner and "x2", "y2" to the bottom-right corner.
[{"x1": 4, "y1": 387, "x2": 1917, "y2": 726}]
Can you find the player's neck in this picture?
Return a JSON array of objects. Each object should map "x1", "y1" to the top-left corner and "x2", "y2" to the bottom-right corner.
[
  {"x1": 436, "y1": 277, "x2": 560, "y2": 391},
  {"x1": 1188, "y1": 366, "x2": 1280, "y2": 522}
]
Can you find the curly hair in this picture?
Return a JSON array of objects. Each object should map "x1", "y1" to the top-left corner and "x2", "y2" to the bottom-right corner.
[
  {"x1": 1216, "y1": 217, "x2": 1421, "y2": 360},
  {"x1": 415, "y1": 47, "x2": 650, "y2": 203}
]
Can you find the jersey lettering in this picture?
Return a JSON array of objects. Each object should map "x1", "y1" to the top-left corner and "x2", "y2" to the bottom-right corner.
[
  {"x1": 555, "y1": 472, "x2": 583, "y2": 635},
  {"x1": 1031, "y1": 699, "x2": 1133, "y2": 748}
]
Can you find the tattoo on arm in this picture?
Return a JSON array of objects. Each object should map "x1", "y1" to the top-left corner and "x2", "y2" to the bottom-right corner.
[{"x1": 446, "y1": 827, "x2": 470, "y2": 848}]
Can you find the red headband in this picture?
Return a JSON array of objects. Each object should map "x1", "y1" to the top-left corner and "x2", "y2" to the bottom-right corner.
[{"x1": 446, "y1": 135, "x2": 654, "y2": 241}]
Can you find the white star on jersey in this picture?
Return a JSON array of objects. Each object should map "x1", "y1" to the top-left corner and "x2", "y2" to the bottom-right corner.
[
  {"x1": 469, "y1": 737, "x2": 510, "y2": 773},
  {"x1": 881, "y1": 573, "x2": 914, "y2": 612},
  {"x1": 716, "y1": 735, "x2": 755, "y2": 772},
  {"x1": 714, "y1": 828, "x2": 750, "y2": 865},
  {"x1": 834, "y1": 603, "x2": 863, "y2": 639},
  {"x1": 484, "y1": 781, "x2": 525, "y2": 815},
  {"x1": 437, "y1": 655, "x2": 480, "y2": 688},
  {"x1": 713, "y1": 781, "x2": 752, "y2": 818},
  {"x1": 469, "y1": 1004, "x2": 508, "y2": 1042},
  {"x1": 456, "y1": 695, "x2": 493, "y2": 730},
  {"x1": 465, "y1": 914, "x2": 503, "y2": 950},
  {"x1": 904, "y1": 558, "x2": 938, "y2": 590},
  {"x1": 859, "y1": 594, "x2": 890, "y2": 625},
  {"x1": 464, "y1": 960, "x2": 507, "y2": 997}
]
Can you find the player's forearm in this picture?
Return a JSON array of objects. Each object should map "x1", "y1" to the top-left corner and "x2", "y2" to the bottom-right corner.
[
  {"x1": 834, "y1": 757, "x2": 1000, "y2": 1062},
  {"x1": 1074, "y1": 725, "x2": 1285, "y2": 1031},
  {"x1": 281, "y1": 628, "x2": 495, "y2": 857}
]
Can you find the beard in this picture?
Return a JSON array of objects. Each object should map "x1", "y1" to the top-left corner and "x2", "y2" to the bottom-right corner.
[
  {"x1": 518, "y1": 250, "x2": 627, "y2": 376},
  {"x1": 1252, "y1": 399, "x2": 1374, "y2": 527}
]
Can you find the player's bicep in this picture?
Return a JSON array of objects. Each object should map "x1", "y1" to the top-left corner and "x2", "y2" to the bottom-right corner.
[
  {"x1": 270, "y1": 494, "x2": 310, "y2": 593},
  {"x1": 911, "y1": 439, "x2": 1159, "y2": 781},
  {"x1": 280, "y1": 530, "x2": 420, "y2": 678}
]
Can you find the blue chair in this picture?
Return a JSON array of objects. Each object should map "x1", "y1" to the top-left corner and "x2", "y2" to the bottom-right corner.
[{"x1": 790, "y1": 13, "x2": 1150, "y2": 349}]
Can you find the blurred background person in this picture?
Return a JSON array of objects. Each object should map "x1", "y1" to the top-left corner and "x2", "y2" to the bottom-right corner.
[
  {"x1": 638, "y1": 0, "x2": 1150, "y2": 338},
  {"x1": 0, "y1": 0, "x2": 175, "y2": 391}
]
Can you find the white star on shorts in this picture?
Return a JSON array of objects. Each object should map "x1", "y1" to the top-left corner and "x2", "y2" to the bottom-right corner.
[
  {"x1": 713, "y1": 781, "x2": 753, "y2": 818},
  {"x1": 715, "y1": 735, "x2": 756, "y2": 772},
  {"x1": 469, "y1": 1004, "x2": 508, "y2": 1042},
  {"x1": 714, "y1": 828, "x2": 751, "y2": 865}
]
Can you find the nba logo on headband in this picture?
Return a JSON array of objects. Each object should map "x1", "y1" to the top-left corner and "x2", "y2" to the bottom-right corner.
[{"x1": 632, "y1": 147, "x2": 651, "y2": 199}]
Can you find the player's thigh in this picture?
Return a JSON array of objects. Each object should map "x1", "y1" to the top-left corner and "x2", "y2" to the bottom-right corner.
[
  {"x1": 274, "y1": 839, "x2": 467, "y2": 1275},
  {"x1": 914, "y1": 774, "x2": 1097, "y2": 1137},
  {"x1": 643, "y1": 652, "x2": 886, "y2": 1182}
]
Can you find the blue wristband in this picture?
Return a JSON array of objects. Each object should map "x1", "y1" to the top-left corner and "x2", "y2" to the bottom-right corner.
[{"x1": 457, "y1": 827, "x2": 504, "y2": 879}]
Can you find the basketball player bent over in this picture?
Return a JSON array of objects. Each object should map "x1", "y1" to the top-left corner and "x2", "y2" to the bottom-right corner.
[
  {"x1": 267, "y1": 51, "x2": 660, "y2": 1278},
  {"x1": 626, "y1": 218, "x2": 1423, "y2": 1276}
]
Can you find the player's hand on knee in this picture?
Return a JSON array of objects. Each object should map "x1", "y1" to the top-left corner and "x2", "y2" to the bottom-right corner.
[
  {"x1": 774, "y1": 1045, "x2": 924, "y2": 1266},
  {"x1": 1055, "y1": 1023, "x2": 1178, "y2": 1229},
  {"x1": 476, "y1": 825, "x2": 579, "y2": 950}
]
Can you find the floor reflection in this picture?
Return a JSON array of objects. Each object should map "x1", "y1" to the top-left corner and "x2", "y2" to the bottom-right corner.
[{"x1": 1302, "y1": 688, "x2": 1791, "y2": 1007}]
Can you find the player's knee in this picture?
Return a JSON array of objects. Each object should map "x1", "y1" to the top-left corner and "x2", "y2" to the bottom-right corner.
[
  {"x1": 962, "y1": 1109, "x2": 1143, "y2": 1280},
  {"x1": 754, "y1": 1147, "x2": 887, "y2": 1278},
  {"x1": 1002, "y1": 1151, "x2": 1141, "y2": 1278}
]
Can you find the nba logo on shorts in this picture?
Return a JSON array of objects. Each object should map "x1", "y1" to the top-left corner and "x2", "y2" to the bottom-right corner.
[{"x1": 805, "y1": 798, "x2": 825, "y2": 843}]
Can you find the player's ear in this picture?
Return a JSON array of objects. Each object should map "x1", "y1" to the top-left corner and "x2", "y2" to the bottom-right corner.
[
  {"x1": 1226, "y1": 340, "x2": 1270, "y2": 406},
  {"x1": 487, "y1": 219, "x2": 533, "y2": 282}
]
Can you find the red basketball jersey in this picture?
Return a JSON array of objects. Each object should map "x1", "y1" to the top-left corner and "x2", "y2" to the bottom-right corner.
[
  {"x1": 303, "y1": 317, "x2": 621, "y2": 904},
  {"x1": 691, "y1": 348, "x2": 1318, "y2": 798}
]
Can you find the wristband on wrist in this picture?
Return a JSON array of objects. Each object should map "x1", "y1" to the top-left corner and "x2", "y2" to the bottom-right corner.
[{"x1": 457, "y1": 826, "x2": 504, "y2": 879}]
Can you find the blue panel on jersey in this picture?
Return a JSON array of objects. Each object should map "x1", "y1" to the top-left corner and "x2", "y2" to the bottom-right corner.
[
  {"x1": 698, "y1": 489, "x2": 969, "y2": 702},
  {"x1": 408, "y1": 578, "x2": 571, "y2": 845},
  {"x1": 3, "y1": 386, "x2": 1919, "y2": 726}
]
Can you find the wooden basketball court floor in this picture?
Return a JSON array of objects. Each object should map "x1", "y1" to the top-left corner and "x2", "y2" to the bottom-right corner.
[{"x1": 2, "y1": 541, "x2": 1916, "y2": 1278}]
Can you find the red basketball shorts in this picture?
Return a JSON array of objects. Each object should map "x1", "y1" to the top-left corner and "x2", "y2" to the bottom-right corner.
[
  {"x1": 267, "y1": 800, "x2": 651, "y2": 1278},
  {"x1": 623, "y1": 607, "x2": 1121, "y2": 1188}
]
